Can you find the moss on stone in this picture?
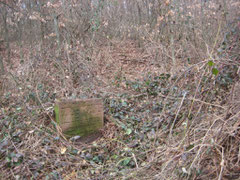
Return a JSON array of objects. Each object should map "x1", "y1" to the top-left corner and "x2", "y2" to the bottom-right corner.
[
  {"x1": 64, "y1": 107, "x2": 102, "y2": 138},
  {"x1": 54, "y1": 99, "x2": 103, "y2": 139},
  {"x1": 54, "y1": 104, "x2": 60, "y2": 124}
]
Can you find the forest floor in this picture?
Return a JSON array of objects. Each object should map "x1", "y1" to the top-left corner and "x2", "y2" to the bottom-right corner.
[{"x1": 0, "y1": 36, "x2": 240, "y2": 179}]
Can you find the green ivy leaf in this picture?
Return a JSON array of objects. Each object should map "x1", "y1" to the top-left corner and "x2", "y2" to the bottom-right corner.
[
  {"x1": 93, "y1": 156, "x2": 100, "y2": 162},
  {"x1": 186, "y1": 144, "x2": 194, "y2": 151},
  {"x1": 16, "y1": 107, "x2": 22, "y2": 111},
  {"x1": 112, "y1": 155, "x2": 118, "y2": 159},
  {"x1": 145, "y1": 80, "x2": 150, "y2": 86},
  {"x1": 122, "y1": 101, "x2": 127, "y2": 107},
  {"x1": 212, "y1": 68, "x2": 219, "y2": 76},
  {"x1": 122, "y1": 157, "x2": 131, "y2": 166},
  {"x1": 125, "y1": 128, "x2": 132, "y2": 135},
  {"x1": 208, "y1": 61, "x2": 214, "y2": 67}
]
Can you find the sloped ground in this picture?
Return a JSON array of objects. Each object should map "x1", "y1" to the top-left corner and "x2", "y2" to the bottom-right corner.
[
  {"x1": 0, "y1": 28, "x2": 239, "y2": 180},
  {"x1": 95, "y1": 40, "x2": 156, "y2": 82},
  {"x1": 94, "y1": 39, "x2": 186, "y2": 86}
]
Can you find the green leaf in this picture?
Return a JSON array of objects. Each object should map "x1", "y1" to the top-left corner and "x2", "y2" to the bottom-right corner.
[
  {"x1": 16, "y1": 107, "x2": 22, "y2": 111},
  {"x1": 125, "y1": 128, "x2": 132, "y2": 135},
  {"x1": 6, "y1": 157, "x2": 11, "y2": 162},
  {"x1": 145, "y1": 80, "x2": 150, "y2": 86},
  {"x1": 112, "y1": 155, "x2": 118, "y2": 159},
  {"x1": 186, "y1": 144, "x2": 194, "y2": 151},
  {"x1": 122, "y1": 157, "x2": 131, "y2": 166},
  {"x1": 208, "y1": 61, "x2": 214, "y2": 67},
  {"x1": 212, "y1": 68, "x2": 219, "y2": 75},
  {"x1": 93, "y1": 156, "x2": 100, "y2": 162},
  {"x1": 122, "y1": 101, "x2": 127, "y2": 107},
  {"x1": 121, "y1": 124, "x2": 126, "y2": 129}
]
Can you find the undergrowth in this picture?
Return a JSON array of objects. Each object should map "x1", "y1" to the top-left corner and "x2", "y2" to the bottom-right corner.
[{"x1": 0, "y1": 1, "x2": 239, "y2": 180}]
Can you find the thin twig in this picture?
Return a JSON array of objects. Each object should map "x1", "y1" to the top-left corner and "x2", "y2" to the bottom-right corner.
[
  {"x1": 35, "y1": 81, "x2": 67, "y2": 141},
  {"x1": 169, "y1": 91, "x2": 187, "y2": 137}
]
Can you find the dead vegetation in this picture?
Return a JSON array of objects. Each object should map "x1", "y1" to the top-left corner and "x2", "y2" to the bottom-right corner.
[{"x1": 0, "y1": 0, "x2": 240, "y2": 179}]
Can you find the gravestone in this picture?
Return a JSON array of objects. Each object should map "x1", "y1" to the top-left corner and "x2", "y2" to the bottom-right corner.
[{"x1": 54, "y1": 98, "x2": 103, "y2": 140}]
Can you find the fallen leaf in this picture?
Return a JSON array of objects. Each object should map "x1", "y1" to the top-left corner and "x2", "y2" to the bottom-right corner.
[{"x1": 60, "y1": 147, "x2": 67, "y2": 154}]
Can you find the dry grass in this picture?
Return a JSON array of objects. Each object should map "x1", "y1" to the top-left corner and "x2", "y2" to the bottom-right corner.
[{"x1": 0, "y1": 0, "x2": 240, "y2": 179}]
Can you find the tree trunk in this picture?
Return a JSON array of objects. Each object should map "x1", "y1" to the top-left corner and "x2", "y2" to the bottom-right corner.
[{"x1": 2, "y1": 8, "x2": 10, "y2": 63}]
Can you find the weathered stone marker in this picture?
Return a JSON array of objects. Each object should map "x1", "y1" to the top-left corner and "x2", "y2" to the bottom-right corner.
[{"x1": 54, "y1": 98, "x2": 103, "y2": 140}]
